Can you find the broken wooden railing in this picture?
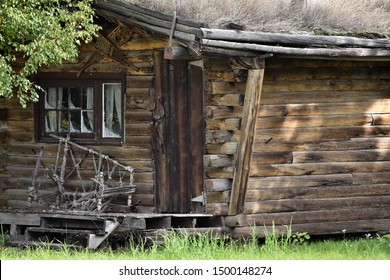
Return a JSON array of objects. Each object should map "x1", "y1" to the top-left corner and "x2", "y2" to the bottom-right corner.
[{"x1": 28, "y1": 134, "x2": 135, "y2": 212}]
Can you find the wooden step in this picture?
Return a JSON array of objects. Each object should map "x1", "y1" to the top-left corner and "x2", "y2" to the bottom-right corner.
[{"x1": 26, "y1": 227, "x2": 106, "y2": 236}]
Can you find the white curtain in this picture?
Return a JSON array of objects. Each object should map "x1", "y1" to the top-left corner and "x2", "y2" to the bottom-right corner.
[
  {"x1": 45, "y1": 87, "x2": 57, "y2": 132},
  {"x1": 103, "y1": 83, "x2": 121, "y2": 138},
  {"x1": 81, "y1": 87, "x2": 94, "y2": 133}
]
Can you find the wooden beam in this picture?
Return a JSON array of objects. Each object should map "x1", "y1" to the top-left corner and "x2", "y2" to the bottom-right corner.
[
  {"x1": 201, "y1": 39, "x2": 390, "y2": 57},
  {"x1": 228, "y1": 60, "x2": 265, "y2": 215},
  {"x1": 200, "y1": 28, "x2": 390, "y2": 49}
]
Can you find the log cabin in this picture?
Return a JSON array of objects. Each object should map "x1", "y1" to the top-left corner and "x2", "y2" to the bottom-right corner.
[{"x1": 0, "y1": 0, "x2": 389, "y2": 248}]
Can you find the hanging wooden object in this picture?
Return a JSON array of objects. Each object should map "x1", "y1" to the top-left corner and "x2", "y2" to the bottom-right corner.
[{"x1": 78, "y1": 23, "x2": 139, "y2": 76}]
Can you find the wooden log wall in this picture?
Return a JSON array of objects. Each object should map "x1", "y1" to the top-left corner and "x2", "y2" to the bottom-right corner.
[
  {"x1": 0, "y1": 27, "x2": 161, "y2": 213},
  {"x1": 204, "y1": 56, "x2": 390, "y2": 235}
]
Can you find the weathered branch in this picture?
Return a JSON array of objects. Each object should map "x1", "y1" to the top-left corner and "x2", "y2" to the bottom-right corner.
[
  {"x1": 201, "y1": 39, "x2": 390, "y2": 57},
  {"x1": 200, "y1": 28, "x2": 390, "y2": 48}
]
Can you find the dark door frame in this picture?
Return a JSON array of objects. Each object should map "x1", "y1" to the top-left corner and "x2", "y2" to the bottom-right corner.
[{"x1": 153, "y1": 52, "x2": 204, "y2": 213}]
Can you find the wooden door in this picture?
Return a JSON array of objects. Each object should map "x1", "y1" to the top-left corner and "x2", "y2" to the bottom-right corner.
[{"x1": 154, "y1": 54, "x2": 204, "y2": 213}]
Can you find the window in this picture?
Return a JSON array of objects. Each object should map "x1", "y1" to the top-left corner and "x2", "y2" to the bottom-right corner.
[{"x1": 35, "y1": 73, "x2": 125, "y2": 144}]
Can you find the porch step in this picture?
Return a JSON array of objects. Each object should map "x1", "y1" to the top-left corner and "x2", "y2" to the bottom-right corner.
[{"x1": 26, "y1": 227, "x2": 106, "y2": 236}]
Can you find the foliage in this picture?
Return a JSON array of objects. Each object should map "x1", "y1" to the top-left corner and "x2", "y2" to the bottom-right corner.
[
  {"x1": 0, "y1": 0, "x2": 100, "y2": 107},
  {"x1": 1, "y1": 231, "x2": 389, "y2": 260}
]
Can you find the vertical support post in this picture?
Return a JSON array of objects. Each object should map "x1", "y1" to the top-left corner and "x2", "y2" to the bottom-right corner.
[{"x1": 228, "y1": 58, "x2": 265, "y2": 216}]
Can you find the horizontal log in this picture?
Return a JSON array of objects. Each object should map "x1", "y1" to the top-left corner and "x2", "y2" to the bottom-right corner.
[
  {"x1": 256, "y1": 125, "x2": 390, "y2": 142},
  {"x1": 206, "y1": 67, "x2": 390, "y2": 83},
  {"x1": 201, "y1": 39, "x2": 390, "y2": 57},
  {"x1": 205, "y1": 94, "x2": 244, "y2": 106},
  {"x1": 211, "y1": 80, "x2": 390, "y2": 96},
  {"x1": 257, "y1": 114, "x2": 390, "y2": 129},
  {"x1": 258, "y1": 101, "x2": 390, "y2": 117},
  {"x1": 353, "y1": 172, "x2": 390, "y2": 185},
  {"x1": 126, "y1": 111, "x2": 153, "y2": 122},
  {"x1": 250, "y1": 161, "x2": 390, "y2": 177},
  {"x1": 98, "y1": 9, "x2": 196, "y2": 42},
  {"x1": 206, "y1": 106, "x2": 243, "y2": 119},
  {"x1": 126, "y1": 75, "x2": 154, "y2": 88},
  {"x1": 199, "y1": 46, "x2": 269, "y2": 58},
  {"x1": 232, "y1": 219, "x2": 390, "y2": 238},
  {"x1": 254, "y1": 137, "x2": 390, "y2": 153},
  {"x1": 206, "y1": 202, "x2": 228, "y2": 216},
  {"x1": 248, "y1": 174, "x2": 353, "y2": 189},
  {"x1": 203, "y1": 155, "x2": 234, "y2": 168},
  {"x1": 205, "y1": 167, "x2": 234, "y2": 179},
  {"x1": 206, "y1": 118, "x2": 241, "y2": 131},
  {"x1": 246, "y1": 184, "x2": 390, "y2": 201},
  {"x1": 266, "y1": 57, "x2": 390, "y2": 69},
  {"x1": 95, "y1": 0, "x2": 205, "y2": 29},
  {"x1": 244, "y1": 195, "x2": 390, "y2": 214},
  {"x1": 206, "y1": 142, "x2": 238, "y2": 155},
  {"x1": 226, "y1": 207, "x2": 390, "y2": 227},
  {"x1": 251, "y1": 152, "x2": 293, "y2": 165},
  {"x1": 200, "y1": 28, "x2": 390, "y2": 48},
  {"x1": 205, "y1": 130, "x2": 239, "y2": 144},
  {"x1": 205, "y1": 179, "x2": 232, "y2": 192},
  {"x1": 206, "y1": 190, "x2": 230, "y2": 203},
  {"x1": 293, "y1": 149, "x2": 390, "y2": 163}
]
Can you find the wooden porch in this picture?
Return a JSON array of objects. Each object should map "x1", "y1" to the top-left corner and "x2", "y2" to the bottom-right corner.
[{"x1": 0, "y1": 210, "x2": 225, "y2": 250}]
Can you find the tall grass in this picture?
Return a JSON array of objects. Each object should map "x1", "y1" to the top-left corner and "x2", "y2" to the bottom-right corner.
[
  {"x1": 129, "y1": 0, "x2": 390, "y2": 34},
  {"x1": 1, "y1": 230, "x2": 389, "y2": 260}
]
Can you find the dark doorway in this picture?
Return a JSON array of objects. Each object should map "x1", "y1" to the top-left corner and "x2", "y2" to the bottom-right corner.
[{"x1": 153, "y1": 53, "x2": 204, "y2": 213}]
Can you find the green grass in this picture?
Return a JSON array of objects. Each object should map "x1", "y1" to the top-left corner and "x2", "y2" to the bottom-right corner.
[{"x1": 1, "y1": 231, "x2": 389, "y2": 260}]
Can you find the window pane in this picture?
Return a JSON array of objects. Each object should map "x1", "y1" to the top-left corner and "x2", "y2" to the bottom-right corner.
[
  {"x1": 45, "y1": 88, "x2": 56, "y2": 109},
  {"x1": 69, "y1": 88, "x2": 81, "y2": 109},
  {"x1": 82, "y1": 87, "x2": 94, "y2": 109},
  {"x1": 103, "y1": 83, "x2": 122, "y2": 138},
  {"x1": 58, "y1": 111, "x2": 69, "y2": 132},
  {"x1": 45, "y1": 111, "x2": 57, "y2": 132},
  {"x1": 59, "y1": 88, "x2": 68, "y2": 109},
  {"x1": 70, "y1": 111, "x2": 81, "y2": 133},
  {"x1": 81, "y1": 111, "x2": 94, "y2": 133}
]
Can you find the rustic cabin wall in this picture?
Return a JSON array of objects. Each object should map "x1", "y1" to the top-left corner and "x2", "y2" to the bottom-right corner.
[
  {"x1": 204, "y1": 57, "x2": 390, "y2": 234},
  {"x1": 0, "y1": 28, "x2": 163, "y2": 213}
]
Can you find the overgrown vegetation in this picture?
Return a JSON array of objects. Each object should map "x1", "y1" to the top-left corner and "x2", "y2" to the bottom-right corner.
[
  {"x1": 0, "y1": 0, "x2": 100, "y2": 107},
  {"x1": 130, "y1": 0, "x2": 390, "y2": 34},
  {"x1": 1, "y1": 230, "x2": 389, "y2": 260}
]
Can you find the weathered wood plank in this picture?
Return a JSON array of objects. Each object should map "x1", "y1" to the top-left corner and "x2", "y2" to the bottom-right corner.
[
  {"x1": 261, "y1": 90, "x2": 390, "y2": 105},
  {"x1": 226, "y1": 207, "x2": 390, "y2": 227},
  {"x1": 254, "y1": 137, "x2": 390, "y2": 153},
  {"x1": 251, "y1": 152, "x2": 293, "y2": 165},
  {"x1": 292, "y1": 149, "x2": 390, "y2": 163},
  {"x1": 206, "y1": 67, "x2": 390, "y2": 82},
  {"x1": 211, "y1": 81, "x2": 390, "y2": 96},
  {"x1": 203, "y1": 155, "x2": 234, "y2": 168},
  {"x1": 255, "y1": 125, "x2": 390, "y2": 143},
  {"x1": 206, "y1": 142, "x2": 238, "y2": 155},
  {"x1": 229, "y1": 68, "x2": 264, "y2": 215},
  {"x1": 232, "y1": 219, "x2": 390, "y2": 238},
  {"x1": 244, "y1": 196, "x2": 390, "y2": 214},
  {"x1": 200, "y1": 28, "x2": 390, "y2": 48},
  {"x1": 258, "y1": 101, "x2": 390, "y2": 117},
  {"x1": 207, "y1": 191, "x2": 230, "y2": 203},
  {"x1": 250, "y1": 161, "x2": 390, "y2": 177},
  {"x1": 257, "y1": 114, "x2": 390, "y2": 129},
  {"x1": 201, "y1": 39, "x2": 390, "y2": 57},
  {"x1": 206, "y1": 118, "x2": 241, "y2": 131},
  {"x1": 205, "y1": 94, "x2": 243, "y2": 106},
  {"x1": 248, "y1": 174, "x2": 353, "y2": 189},
  {"x1": 205, "y1": 179, "x2": 232, "y2": 192},
  {"x1": 245, "y1": 184, "x2": 390, "y2": 201}
]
